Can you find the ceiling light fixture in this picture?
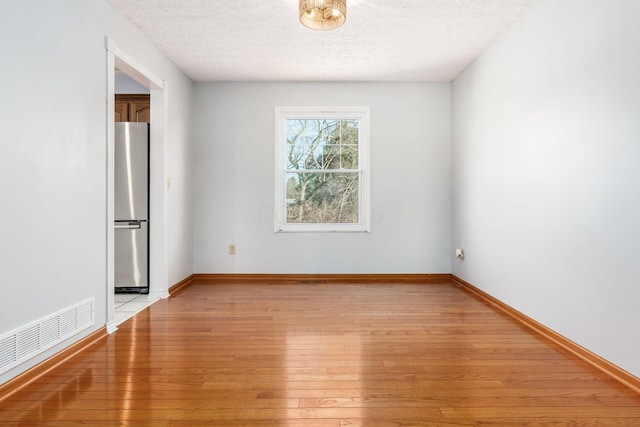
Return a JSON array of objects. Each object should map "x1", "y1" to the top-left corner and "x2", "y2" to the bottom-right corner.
[{"x1": 299, "y1": 0, "x2": 347, "y2": 31}]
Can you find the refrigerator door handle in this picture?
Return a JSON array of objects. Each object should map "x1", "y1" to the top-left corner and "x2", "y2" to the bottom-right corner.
[{"x1": 114, "y1": 221, "x2": 142, "y2": 230}]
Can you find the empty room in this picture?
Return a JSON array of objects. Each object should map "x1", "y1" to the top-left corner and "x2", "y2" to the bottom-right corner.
[{"x1": 0, "y1": 0, "x2": 639, "y2": 425}]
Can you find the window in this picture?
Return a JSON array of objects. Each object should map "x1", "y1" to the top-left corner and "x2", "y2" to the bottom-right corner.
[{"x1": 275, "y1": 107, "x2": 370, "y2": 232}]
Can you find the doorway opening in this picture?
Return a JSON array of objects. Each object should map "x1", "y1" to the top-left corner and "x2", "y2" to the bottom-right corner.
[{"x1": 106, "y1": 38, "x2": 169, "y2": 333}]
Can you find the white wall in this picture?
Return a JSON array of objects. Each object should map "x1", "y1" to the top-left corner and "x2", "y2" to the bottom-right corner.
[
  {"x1": 0, "y1": 0, "x2": 193, "y2": 383},
  {"x1": 193, "y1": 83, "x2": 451, "y2": 274},
  {"x1": 452, "y1": 0, "x2": 640, "y2": 377},
  {"x1": 115, "y1": 73, "x2": 150, "y2": 94}
]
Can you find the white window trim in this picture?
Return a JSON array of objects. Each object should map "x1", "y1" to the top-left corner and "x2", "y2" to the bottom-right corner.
[{"x1": 274, "y1": 106, "x2": 371, "y2": 233}]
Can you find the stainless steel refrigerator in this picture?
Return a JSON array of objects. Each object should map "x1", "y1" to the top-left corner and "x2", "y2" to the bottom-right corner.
[{"x1": 114, "y1": 122, "x2": 149, "y2": 293}]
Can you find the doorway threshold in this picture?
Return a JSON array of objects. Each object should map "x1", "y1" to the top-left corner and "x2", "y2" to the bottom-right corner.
[{"x1": 113, "y1": 293, "x2": 159, "y2": 325}]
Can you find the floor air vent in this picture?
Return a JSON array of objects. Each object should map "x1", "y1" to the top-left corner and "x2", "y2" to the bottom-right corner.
[{"x1": 0, "y1": 298, "x2": 94, "y2": 375}]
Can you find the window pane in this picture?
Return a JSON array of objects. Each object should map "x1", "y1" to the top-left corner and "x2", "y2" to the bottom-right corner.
[
  {"x1": 287, "y1": 142, "x2": 321, "y2": 169},
  {"x1": 322, "y1": 144, "x2": 341, "y2": 169},
  {"x1": 285, "y1": 172, "x2": 359, "y2": 224},
  {"x1": 340, "y1": 144, "x2": 359, "y2": 169},
  {"x1": 287, "y1": 119, "x2": 318, "y2": 169},
  {"x1": 341, "y1": 120, "x2": 359, "y2": 142}
]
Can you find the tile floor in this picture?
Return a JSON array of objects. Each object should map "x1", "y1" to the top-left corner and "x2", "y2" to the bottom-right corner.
[{"x1": 114, "y1": 293, "x2": 159, "y2": 325}]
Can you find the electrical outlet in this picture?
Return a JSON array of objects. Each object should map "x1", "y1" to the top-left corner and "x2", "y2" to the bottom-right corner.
[
  {"x1": 455, "y1": 248, "x2": 464, "y2": 260},
  {"x1": 229, "y1": 244, "x2": 236, "y2": 255}
]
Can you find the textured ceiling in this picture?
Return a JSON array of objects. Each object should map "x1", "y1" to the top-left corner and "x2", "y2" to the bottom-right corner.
[{"x1": 108, "y1": 0, "x2": 540, "y2": 82}]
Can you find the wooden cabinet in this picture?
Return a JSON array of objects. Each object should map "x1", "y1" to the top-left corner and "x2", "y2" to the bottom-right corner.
[{"x1": 115, "y1": 94, "x2": 150, "y2": 122}]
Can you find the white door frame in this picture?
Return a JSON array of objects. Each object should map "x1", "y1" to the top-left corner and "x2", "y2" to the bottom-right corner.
[{"x1": 106, "y1": 38, "x2": 169, "y2": 333}]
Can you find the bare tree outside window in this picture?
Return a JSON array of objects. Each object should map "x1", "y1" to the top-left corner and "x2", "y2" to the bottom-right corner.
[{"x1": 285, "y1": 119, "x2": 360, "y2": 224}]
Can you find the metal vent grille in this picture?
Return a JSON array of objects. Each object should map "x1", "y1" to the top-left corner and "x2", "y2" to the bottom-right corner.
[
  {"x1": 59, "y1": 311, "x2": 77, "y2": 337},
  {"x1": 41, "y1": 318, "x2": 60, "y2": 348},
  {"x1": 0, "y1": 298, "x2": 94, "y2": 375},
  {"x1": 16, "y1": 327, "x2": 40, "y2": 359},
  {"x1": 0, "y1": 336, "x2": 17, "y2": 369}
]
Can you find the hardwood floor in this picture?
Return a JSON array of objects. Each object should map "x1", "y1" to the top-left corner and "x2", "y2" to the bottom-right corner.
[{"x1": 1, "y1": 281, "x2": 639, "y2": 425}]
